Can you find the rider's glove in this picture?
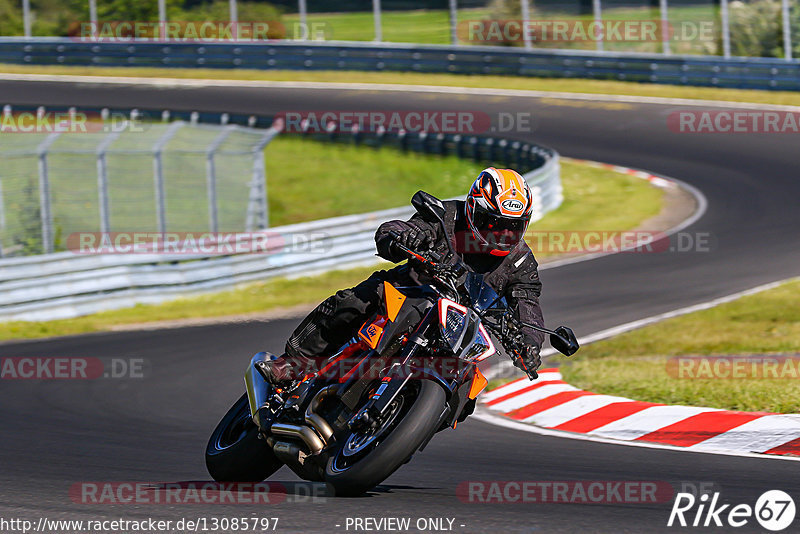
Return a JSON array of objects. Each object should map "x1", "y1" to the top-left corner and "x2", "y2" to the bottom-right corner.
[
  {"x1": 512, "y1": 344, "x2": 541, "y2": 380},
  {"x1": 395, "y1": 226, "x2": 433, "y2": 253}
]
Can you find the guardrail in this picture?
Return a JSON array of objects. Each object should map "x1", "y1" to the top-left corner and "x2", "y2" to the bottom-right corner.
[
  {"x1": 2, "y1": 38, "x2": 800, "y2": 91},
  {"x1": 0, "y1": 106, "x2": 561, "y2": 321}
]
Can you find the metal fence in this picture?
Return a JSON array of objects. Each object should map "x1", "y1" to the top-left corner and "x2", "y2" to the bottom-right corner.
[{"x1": 0, "y1": 107, "x2": 278, "y2": 257}]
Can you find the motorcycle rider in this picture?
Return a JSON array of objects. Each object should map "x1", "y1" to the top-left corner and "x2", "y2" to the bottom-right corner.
[{"x1": 263, "y1": 167, "x2": 545, "y2": 385}]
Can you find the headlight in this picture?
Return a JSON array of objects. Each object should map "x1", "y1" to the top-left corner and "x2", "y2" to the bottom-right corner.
[
  {"x1": 438, "y1": 299, "x2": 468, "y2": 351},
  {"x1": 462, "y1": 323, "x2": 496, "y2": 362}
]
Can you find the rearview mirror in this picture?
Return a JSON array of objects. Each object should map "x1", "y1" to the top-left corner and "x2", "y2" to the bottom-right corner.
[
  {"x1": 550, "y1": 326, "x2": 579, "y2": 356},
  {"x1": 411, "y1": 191, "x2": 454, "y2": 256},
  {"x1": 411, "y1": 191, "x2": 447, "y2": 225}
]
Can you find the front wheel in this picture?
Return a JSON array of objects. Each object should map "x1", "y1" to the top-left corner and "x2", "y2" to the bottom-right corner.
[
  {"x1": 325, "y1": 380, "x2": 446, "y2": 496},
  {"x1": 206, "y1": 393, "x2": 283, "y2": 482}
]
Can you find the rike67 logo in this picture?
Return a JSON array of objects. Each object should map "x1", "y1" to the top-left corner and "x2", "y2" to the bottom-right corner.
[{"x1": 668, "y1": 490, "x2": 795, "y2": 531}]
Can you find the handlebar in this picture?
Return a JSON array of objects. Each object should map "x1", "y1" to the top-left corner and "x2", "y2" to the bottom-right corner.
[
  {"x1": 386, "y1": 231, "x2": 438, "y2": 268},
  {"x1": 386, "y1": 231, "x2": 465, "y2": 300}
]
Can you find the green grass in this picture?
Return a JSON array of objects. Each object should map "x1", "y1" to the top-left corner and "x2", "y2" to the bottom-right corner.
[
  {"x1": 265, "y1": 136, "x2": 480, "y2": 226},
  {"x1": 0, "y1": 157, "x2": 663, "y2": 341},
  {"x1": 5, "y1": 64, "x2": 800, "y2": 109},
  {"x1": 560, "y1": 279, "x2": 800, "y2": 413},
  {"x1": 267, "y1": 147, "x2": 664, "y2": 253}
]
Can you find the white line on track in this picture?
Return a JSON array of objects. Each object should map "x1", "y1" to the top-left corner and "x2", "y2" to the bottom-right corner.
[
  {"x1": 3, "y1": 73, "x2": 800, "y2": 112},
  {"x1": 572, "y1": 276, "x2": 798, "y2": 347}
]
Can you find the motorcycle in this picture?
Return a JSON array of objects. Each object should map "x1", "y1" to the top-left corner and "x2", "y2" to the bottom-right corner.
[{"x1": 205, "y1": 191, "x2": 579, "y2": 496}]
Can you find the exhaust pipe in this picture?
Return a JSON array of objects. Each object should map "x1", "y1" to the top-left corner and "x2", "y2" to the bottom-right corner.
[
  {"x1": 270, "y1": 385, "x2": 339, "y2": 455},
  {"x1": 271, "y1": 440, "x2": 309, "y2": 465},
  {"x1": 269, "y1": 439, "x2": 324, "y2": 482},
  {"x1": 271, "y1": 423, "x2": 325, "y2": 455},
  {"x1": 305, "y1": 385, "x2": 338, "y2": 442},
  {"x1": 246, "y1": 359, "x2": 340, "y2": 456}
]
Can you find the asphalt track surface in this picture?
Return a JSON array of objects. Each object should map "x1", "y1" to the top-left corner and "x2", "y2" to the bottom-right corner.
[{"x1": 1, "y1": 78, "x2": 799, "y2": 533}]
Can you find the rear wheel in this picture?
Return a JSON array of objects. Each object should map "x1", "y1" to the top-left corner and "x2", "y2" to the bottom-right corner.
[
  {"x1": 325, "y1": 380, "x2": 445, "y2": 496},
  {"x1": 205, "y1": 393, "x2": 283, "y2": 482}
]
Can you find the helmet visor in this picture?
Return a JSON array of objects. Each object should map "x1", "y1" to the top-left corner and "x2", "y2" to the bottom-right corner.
[{"x1": 471, "y1": 203, "x2": 529, "y2": 251}]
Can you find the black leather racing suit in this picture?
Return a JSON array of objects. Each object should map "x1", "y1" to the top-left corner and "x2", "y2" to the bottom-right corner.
[{"x1": 280, "y1": 197, "x2": 545, "y2": 378}]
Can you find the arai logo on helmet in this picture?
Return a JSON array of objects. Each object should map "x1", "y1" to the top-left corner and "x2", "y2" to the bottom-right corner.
[{"x1": 501, "y1": 199, "x2": 525, "y2": 212}]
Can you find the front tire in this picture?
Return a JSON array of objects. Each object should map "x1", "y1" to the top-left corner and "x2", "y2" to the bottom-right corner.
[
  {"x1": 206, "y1": 393, "x2": 283, "y2": 482},
  {"x1": 325, "y1": 380, "x2": 446, "y2": 496}
]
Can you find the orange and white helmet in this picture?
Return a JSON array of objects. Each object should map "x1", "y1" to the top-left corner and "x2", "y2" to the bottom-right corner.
[{"x1": 465, "y1": 167, "x2": 533, "y2": 256}]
